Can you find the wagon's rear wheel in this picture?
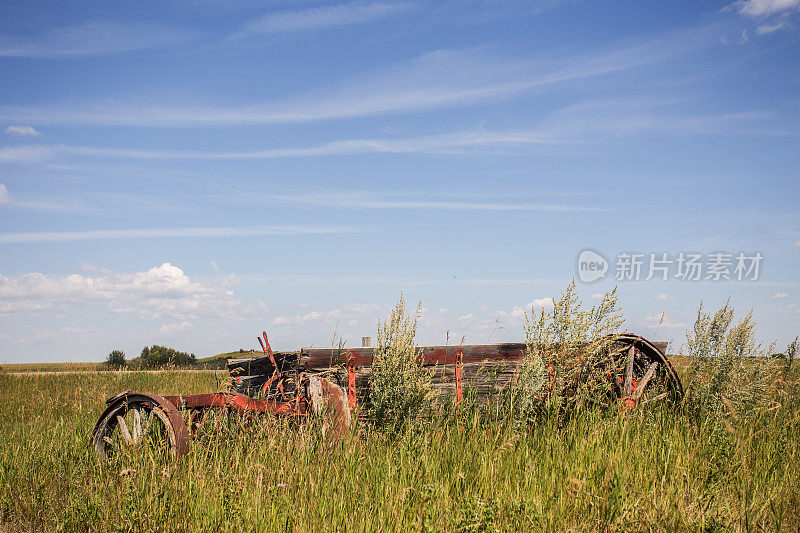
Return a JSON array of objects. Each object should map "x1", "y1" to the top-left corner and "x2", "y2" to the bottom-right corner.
[
  {"x1": 580, "y1": 334, "x2": 684, "y2": 409},
  {"x1": 92, "y1": 392, "x2": 189, "y2": 461}
]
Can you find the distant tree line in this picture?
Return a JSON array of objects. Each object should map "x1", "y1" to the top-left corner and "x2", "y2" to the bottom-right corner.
[
  {"x1": 140, "y1": 345, "x2": 196, "y2": 368},
  {"x1": 104, "y1": 345, "x2": 197, "y2": 369}
]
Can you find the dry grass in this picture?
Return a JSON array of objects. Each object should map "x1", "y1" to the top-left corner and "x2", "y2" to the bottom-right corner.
[{"x1": 0, "y1": 369, "x2": 798, "y2": 532}]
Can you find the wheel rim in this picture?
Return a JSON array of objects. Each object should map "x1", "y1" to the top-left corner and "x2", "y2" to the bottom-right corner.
[{"x1": 93, "y1": 398, "x2": 179, "y2": 461}]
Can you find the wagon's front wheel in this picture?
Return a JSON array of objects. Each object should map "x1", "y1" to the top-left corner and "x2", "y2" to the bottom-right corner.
[
  {"x1": 92, "y1": 392, "x2": 190, "y2": 461},
  {"x1": 579, "y1": 334, "x2": 684, "y2": 410}
]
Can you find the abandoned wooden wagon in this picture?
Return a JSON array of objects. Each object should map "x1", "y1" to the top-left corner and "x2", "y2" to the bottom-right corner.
[{"x1": 92, "y1": 332, "x2": 683, "y2": 460}]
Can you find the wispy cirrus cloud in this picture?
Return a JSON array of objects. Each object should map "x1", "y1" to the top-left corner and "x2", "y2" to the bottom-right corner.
[
  {"x1": 0, "y1": 25, "x2": 723, "y2": 126},
  {"x1": 258, "y1": 191, "x2": 609, "y2": 212},
  {"x1": 0, "y1": 103, "x2": 788, "y2": 165},
  {"x1": 0, "y1": 129, "x2": 562, "y2": 164},
  {"x1": 734, "y1": 0, "x2": 800, "y2": 17},
  {"x1": 235, "y1": 1, "x2": 411, "y2": 37},
  {"x1": 0, "y1": 21, "x2": 193, "y2": 58},
  {"x1": 0, "y1": 225, "x2": 365, "y2": 244},
  {"x1": 730, "y1": 0, "x2": 800, "y2": 35}
]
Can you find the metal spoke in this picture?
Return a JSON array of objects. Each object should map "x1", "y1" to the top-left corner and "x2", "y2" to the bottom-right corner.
[
  {"x1": 132, "y1": 408, "x2": 142, "y2": 443},
  {"x1": 633, "y1": 362, "x2": 659, "y2": 400},
  {"x1": 623, "y1": 345, "x2": 635, "y2": 396},
  {"x1": 116, "y1": 415, "x2": 134, "y2": 446},
  {"x1": 642, "y1": 392, "x2": 668, "y2": 405}
]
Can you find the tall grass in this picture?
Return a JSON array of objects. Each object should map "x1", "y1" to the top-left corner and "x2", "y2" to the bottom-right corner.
[
  {"x1": 2, "y1": 291, "x2": 799, "y2": 531},
  {"x1": 1, "y1": 368, "x2": 798, "y2": 531},
  {"x1": 515, "y1": 281, "x2": 624, "y2": 418},
  {"x1": 368, "y1": 294, "x2": 436, "y2": 423},
  {"x1": 683, "y1": 300, "x2": 784, "y2": 417}
]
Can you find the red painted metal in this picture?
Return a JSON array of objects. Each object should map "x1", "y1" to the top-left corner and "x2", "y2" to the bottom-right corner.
[
  {"x1": 164, "y1": 392, "x2": 303, "y2": 416},
  {"x1": 259, "y1": 331, "x2": 277, "y2": 369}
]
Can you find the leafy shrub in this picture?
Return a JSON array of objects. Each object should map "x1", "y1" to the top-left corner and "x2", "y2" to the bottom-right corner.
[
  {"x1": 514, "y1": 281, "x2": 624, "y2": 418},
  {"x1": 139, "y1": 345, "x2": 196, "y2": 368},
  {"x1": 683, "y1": 300, "x2": 782, "y2": 416},
  {"x1": 368, "y1": 294, "x2": 436, "y2": 422},
  {"x1": 105, "y1": 350, "x2": 125, "y2": 369}
]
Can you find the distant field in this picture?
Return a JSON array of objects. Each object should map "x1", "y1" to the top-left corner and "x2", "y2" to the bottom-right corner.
[
  {"x1": 0, "y1": 361, "x2": 102, "y2": 373},
  {"x1": 0, "y1": 350, "x2": 262, "y2": 373}
]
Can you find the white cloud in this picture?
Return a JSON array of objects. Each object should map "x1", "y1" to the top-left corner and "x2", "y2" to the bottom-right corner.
[
  {"x1": 757, "y1": 19, "x2": 789, "y2": 32},
  {"x1": 656, "y1": 293, "x2": 676, "y2": 301},
  {"x1": 458, "y1": 314, "x2": 474, "y2": 321},
  {"x1": 590, "y1": 293, "x2": 604, "y2": 299},
  {"x1": 5, "y1": 125, "x2": 40, "y2": 136},
  {"x1": 0, "y1": 130, "x2": 564, "y2": 164},
  {"x1": 736, "y1": 0, "x2": 800, "y2": 17},
  {"x1": 210, "y1": 261, "x2": 220, "y2": 272},
  {"x1": 238, "y1": 1, "x2": 410, "y2": 36},
  {"x1": 640, "y1": 313, "x2": 686, "y2": 331},
  {"x1": 260, "y1": 191, "x2": 605, "y2": 213},
  {"x1": 0, "y1": 224, "x2": 364, "y2": 244},
  {"x1": 772, "y1": 292, "x2": 789, "y2": 298},
  {"x1": 0, "y1": 103, "x2": 783, "y2": 166},
  {"x1": 158, "y1": 321, "x2": 194, "y2": 337},
  {"x1": 271, "y1": 302, "x2": 381, "y2": 328},
  {"x1": 795, "y1": 240, "x2": 800, "y2": 246},
  {"x1": 0, "y1": 22, "x2": 193, "y2": 58},
  {"x1": 0, "y1": 263, "x2": 250, "y2": 321},
  {"x1": 0, "y1": 26, "x2": 721, "y2": 127},
  {"x1": 528, "y1": 298, "x2": 554, "y2": 308},
  {"x1": 0, "y1": 184, "x2": 8, "y2": 204}
]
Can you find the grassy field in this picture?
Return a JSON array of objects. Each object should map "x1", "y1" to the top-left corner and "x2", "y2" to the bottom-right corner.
[
  {"x1": 1, "y1": 369, "x2": 798, "y2": 532},
  {"x1": 0, "y1": 361, "x2": 103, "y2": 373},
  {"x1": 0, "y1": 350, "x2": 261, "y2": 373}
]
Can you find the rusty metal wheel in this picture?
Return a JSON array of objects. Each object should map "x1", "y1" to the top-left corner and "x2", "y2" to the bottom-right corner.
[
  {"x1": 579, "y1": 334, "x2": 684, "y2": 409},
  {"x1": 92, "y1": 391, "x2": 189, "y2": 461}
]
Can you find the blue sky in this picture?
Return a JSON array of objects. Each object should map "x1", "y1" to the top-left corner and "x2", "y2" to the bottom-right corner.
[{"x1": 0, "y1": 0, "x2": 798, "y2": 363}]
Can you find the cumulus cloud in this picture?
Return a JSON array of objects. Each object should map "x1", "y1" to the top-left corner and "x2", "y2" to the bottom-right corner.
[
  {"x1": 158, "y1": 320, "x2": 194, "y2": 336},
  {"x1": 640, "y1": 313, "x2": 686, "y2": 331},
  {"x1": 458, "y1": 314, "x2": 474, "y2": 321},
  {"x1": 528, "y1": 298, "x2": 553, "y2": 308},
  {"x1": 5, "y1": 125, "x2": 40, "y2": 136},
  {"x1": 656, "y1": 293, "x2": 676, "y2": 301},
  {"x1": 271, "y1": 302, "x2": 381, "y2": 327},
  {"x1": 0, "y1": 262, "x2": 251, "y2": 320},
  {"x1": 772, "y1": 292, "x2": 789, "y2": 299}
]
